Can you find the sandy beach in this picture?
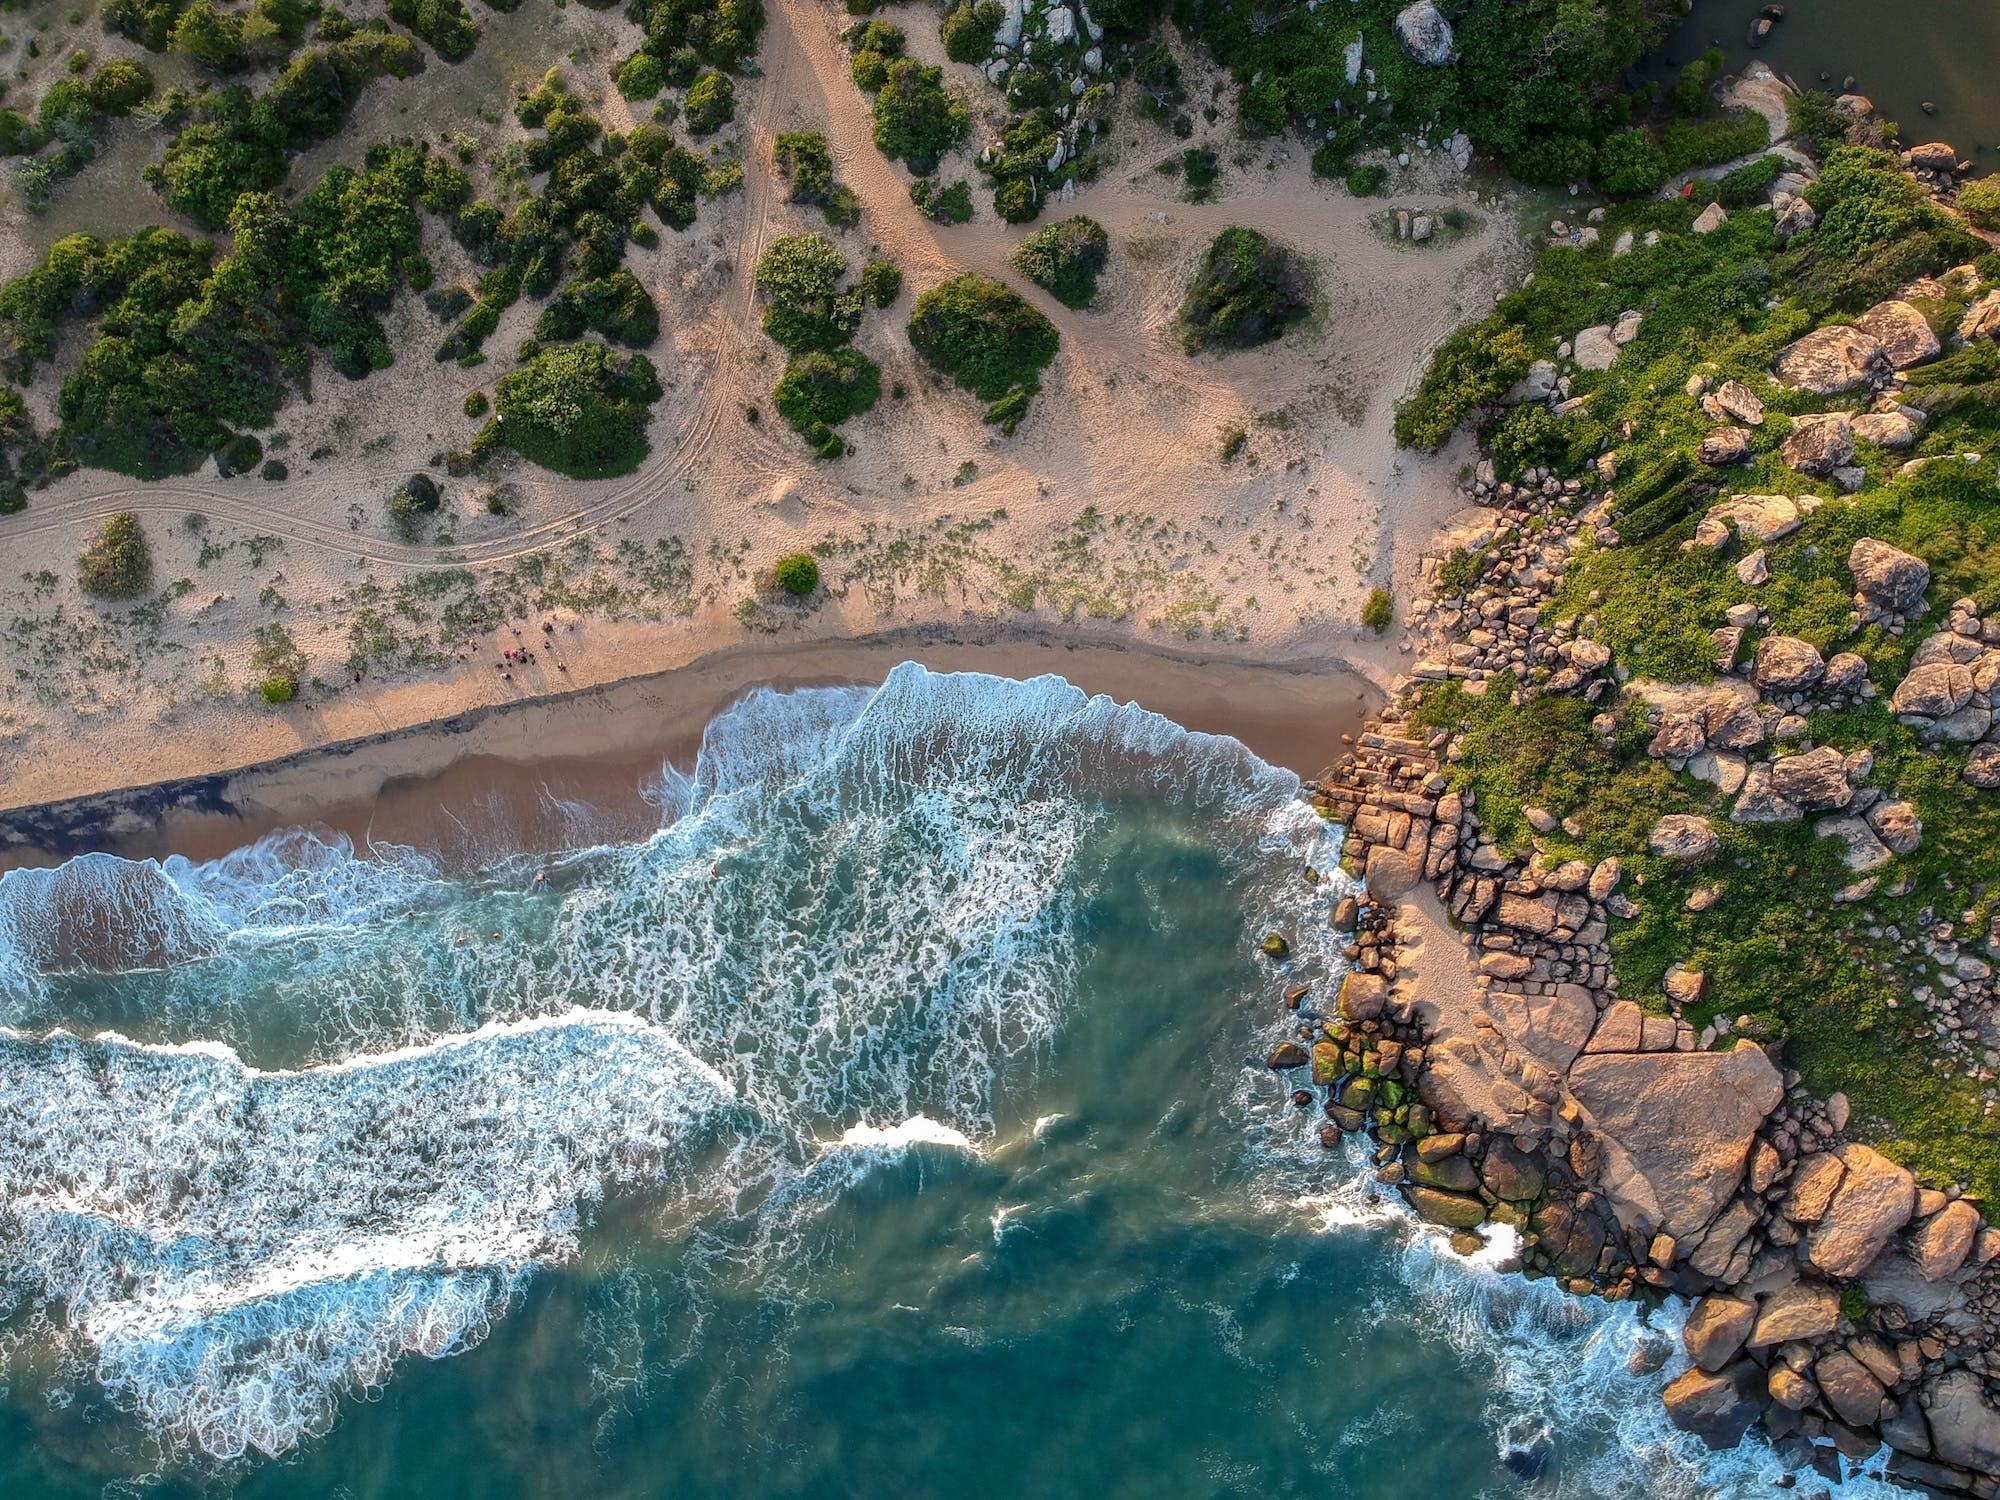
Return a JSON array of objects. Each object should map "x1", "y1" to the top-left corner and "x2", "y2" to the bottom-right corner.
[
  {"x1": 0, "y1": 629, "x2": 1376, "y2": 870},
  {"x1": 0, "y1": 0, "x2": 1529, "y2": 829}
]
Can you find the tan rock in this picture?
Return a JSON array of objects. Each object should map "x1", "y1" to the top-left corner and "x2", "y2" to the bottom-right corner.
[
  {"x1": 1649, "y1": 813, "x2": 1720, "y2": 862},
  {"x1": 1753, "y1": 635, "x2": 1827, "y2": 693},
  {"x1": 1781, "y1": 412, "x2": 1855, "y2": 476},
  {"x1": 1855, "y1": 299, "x2": 1941, "y2": 369},
  {"x1": 1784, "y1": 1151, "x2": 1846, "y2": 1222},
  {"x1": 1662, "y1": 1361, "x2": 1765, "y2": 1448},
  {"x1": 1682, "y1": 1294, "x2": 1755, "y2": 1372},
  {"x1": 1750, "y1": 1280, "x2": 1840, "y2": 1347},
  {"x1": 1907, "y1": 1199, "x2": 1984, "y2": 1281},
  {"x1": 1566, "y1": 1042, "x2": 1783, "y2": 1241},
  {"x1": 1774, "y1": 325, "x2": 1890, "y2": 394},
  {"x1": 1768, "y1": 1365, "x2": 1819, "y2": 1411},
  {"x1": 1808, "y1": 1143, "x2": 1918, "y2": 1278}
]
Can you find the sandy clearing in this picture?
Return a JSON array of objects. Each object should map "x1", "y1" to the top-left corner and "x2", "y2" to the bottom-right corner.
[{"x1": 0, "y1": 0, "x2": 1533, "y2": 813}]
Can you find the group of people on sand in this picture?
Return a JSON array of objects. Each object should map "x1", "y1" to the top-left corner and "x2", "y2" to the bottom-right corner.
[{"x1": 462, "y1": 618, "x2": 576, "y2": 684}]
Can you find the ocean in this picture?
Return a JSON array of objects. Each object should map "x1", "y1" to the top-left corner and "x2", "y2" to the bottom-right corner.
[{"x1": 0, "y1": 665, "x2": 1913, "y2": 1497}]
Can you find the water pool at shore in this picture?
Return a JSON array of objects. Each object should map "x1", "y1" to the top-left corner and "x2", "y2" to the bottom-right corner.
[{"x1": 0, "y1": 666, "x2": 1914, "y2": 1497}]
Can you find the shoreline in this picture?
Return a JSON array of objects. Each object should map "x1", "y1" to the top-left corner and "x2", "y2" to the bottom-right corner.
[{"x1": 0, "y1": 627, "x2": 1379, "y2": 871}]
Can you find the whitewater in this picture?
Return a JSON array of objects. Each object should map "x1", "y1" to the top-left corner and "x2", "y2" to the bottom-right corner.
[{"x1": 0, "y1": 664, "x2": 1916, "y2": 1495}]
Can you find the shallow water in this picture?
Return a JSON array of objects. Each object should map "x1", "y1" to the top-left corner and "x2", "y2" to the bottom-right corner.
[
  {"x1": 0, "y1": 665, "x2": 1914, "y2": 1496},
  {"x1": 1657, "y1": 0, "x2": 2000, "y2": 155}
]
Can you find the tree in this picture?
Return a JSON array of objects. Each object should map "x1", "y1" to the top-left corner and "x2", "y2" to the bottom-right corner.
[
  {"x1": 684, "y1": 70, "x2": 734, "y2": 133},
  {"x1": 755, "y1": 232, "x2": 860, "y2": 352},
  {"x1": 940, "y1": 1, "x2": 1003, "y2": 63},
  {"x1": 77, "y1": 512, "x2": 153, "y2": 597},
  {"x1": 906, "y1": 273, "x2": 1057, "y2": 430},
  {"x1": 1010, "y1": 216, "x2": 1108, "y2": 309},
  {"x1": 487, "y1": 341, "x2": 661, "y2": 477},
  {"x1": 871, "y1": 57, "x2": 967, "y2": 173},
  {"x1": 1178, "y1": 226, "x2": 1309, "y2": 353}
]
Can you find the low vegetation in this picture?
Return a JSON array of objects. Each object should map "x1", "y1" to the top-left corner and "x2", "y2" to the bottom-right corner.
[
  {"x1": 906, "y1": 273, "x2": 1058, "y2": 433},
  {"x1": 1179, "y1": 227, "x2": 1310, "y2": 354},
  {"x1": 1010, "y1": 216, "x2": 1110, "y2": 310},
  {"x1": 77, "y1": 513, "x2": 153, "y2": 598}
]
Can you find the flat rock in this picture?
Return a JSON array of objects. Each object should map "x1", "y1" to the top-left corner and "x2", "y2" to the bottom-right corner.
[
  {"x1": 1750, "y1": 1279, "x2": 1840, "y2": 1347},
  {"x1": 1923, "y1": 1369, "x2": 2000, "y2": 1473},
  {"x1": 1697, "y1": 427, "x2": 1752, "y2": 466},
  {"x1": 1648, "y1": 813, "x2": 1719, "y2": 861},
  {"x1": 1406, "y1": 1185, "x2": 1486, "y2": 1229},
  {"x1": 1808, "y1": 1143, "x2": 1917, "y2": 1278},
  {"x1": 1855, "y1": 299, "x2": 1941, "y2": 368},
  {"x1": 1774, "y1": 325, "x2": 1890, "y2": 394},
  {"x1": 1683, "y1": 1294, "x2": 1755, "y2": 1372},
  {"x1": 1663, "y1": 1360, "x2": 1764, "y2": 1448},
  {"x1": 1781, "y1": 412, "x2": 1854, "y2": 476},
  {"x1": 1573, "y1": 324, "x2": 1619, "y2": 371},
  {"x1": 1392, "y1": 0, "x2": 1456, "y2": 65},
  {"x1": 1852, "y1": 410, "x2": 1918, "y2": 449},
  {"x1": 1816, "y1": 1349, "x2": 1888, "y2": 1426},
  {"x1": 1849, "y1": 537, "x2": 1930, "y2": 620},
  {"x1": 1784, "y1": 1151, "x2": 1846, "y2": 1221},
  {"x1": 1708, "y1": 492, "x2": 1802, "y2": 545},
  {"x1": 1771, "y1": 745, "x2": 1852, "y2": 809},
  {"x1": 1566, "y1": 1042, "x2": 1783, "y2": 1241},
  {"x1": 1706, "y1": 379, "x2": 1766, "y2": 425}
]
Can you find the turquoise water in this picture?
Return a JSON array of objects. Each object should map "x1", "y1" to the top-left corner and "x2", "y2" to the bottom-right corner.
[{"x1": 0, "y1": 666, "x2": 1908, "y2": 1497}]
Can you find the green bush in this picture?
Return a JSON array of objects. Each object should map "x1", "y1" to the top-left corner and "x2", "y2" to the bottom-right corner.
[
  {"x1": 388, "y1": 0, "x2": 479, "y2": 62},
  {"x1": 775, "y1": 551, "x2": 819, "y2": 594},
  {"x1": 755, "y1": 232, "x2": 862, "y2": 351},
  {"x1": 616, "y1": 51, "x2": 665, "y2": 101},
  {"x1": 77, "y1": 512, "x2": 152, "y2": 597},
  {"x1": 86, "y1": 59, "x2": 154, "y2": 115},
  {"x1": 684, "y1": 70, "x2": 734, "y2": 133},
  {"x1": 628, "y1": 0, "x2": 765, "y2": 71},
  {"x1": 261, "y1": 675, "x2": 297, "y2": 704},
  {"x1": 861, "y1": 257, "x2": 902, "y2": 306},
  {"x1": 1593, "y1": 129, "x2": 1670, "y2": 195},
  {"x1": 1345, "y1": 162, "x2": 1387, "y2": 197},
  {"x1": 388, "y1": 471, "x2": 441, "y2": 536},
  {"x1": 775, "y1": 130, "x2": 836, "y2": 203},
  {"x1": 1484, "y1": 402, "x2": 1569, "y2": 480},
  {"x1": 1394, "y1": 318, "x2": 1536, "y2": 450},
  {"x1": 871, "y1": 57, "x2": 967, "y2": 173},
  {"x1": 1718, "y1": 153, "x2": 1783, "y2": 209},
  {"x1": 537, "y1": 268, "x2": 660, "y2": 347},
  {"x1": 774, "y1": 347, "x2": 879, "y2": 440},
  {"x1": 1959, "y1": 176, "x2": 2000, "y2": 231},
  {"x1": 260, "y1": 458, "x2": 288, "y2": 480},
  {"x1": 911, "y1": 177, "x2": 974, "y2": 223},
  {"x1": 907, "y1": 272, "x2": 1057, "y2": 429},
  {"x1": 939, "y1": 0, "x2": 1002, "y2": 63},
  {"x1": 170, "y1": 0, "x2": 250, "y2": 72},
  {"x1": 464, "y1": 389, "x2": 488, "y2": 417},
  {"x1": 488, "y1": 340, "x2": 661, "y2": 477},
  {"x1": 1010, "y1": 215, "x2": 1108, "y2": 309},
  {"x1": 1659, "y1": 107, "x2": 1768, "y2": 174},
  {"x1": 216, "y1": 432, "x2": 263, "y2": 476},
  {"x1": 1360, "y1": 587, "x2": 1392, "y2": 634},
  {"x1": 848, "y1": 18, "x2": 904, "y2": 91},
  {"x1": 1178, "y1": 226, "x2": 1309, "y2": 354}
]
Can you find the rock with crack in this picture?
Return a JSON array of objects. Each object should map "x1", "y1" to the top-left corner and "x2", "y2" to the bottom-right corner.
[
  {"x1": 1920, "y1": 1370, "x2": 2000, "y2": 1475},
  {"x1": 1752, "y1": 634, "x2": 1826, "y2": 693},
  {"x1": 1702, "y1": 379, "x2": 1766, "y2": 426},
  {"x1": 1773, "y1": 325, "x2": 1891, "y2": 394},
  {"x1": 1682, "y1": 1294, "x2": 1754, "y2": 1372},
  {"x1": 1781, "y1": 412, "x2": 1854, "y2": 476},
  {"x1": 1566, "y1": 1042, "x2": 1783, "y2": 1242},
  {"x1": 1962, "y1": 289, "x2": 2000, "y2": 343},
  {"x1": 1855, "y1": 299, "x2": 1941, "y2": 369},
  {"x1": 1749, "y1": 1279, "x2": 1840, "y2": 1347},
  {"x1": 1392, "y1": 0, "x2": 1456, "y2": 64},
  {"x1": 1648, "y1": 813, "x2": 1719, "y2": 861},
  {"x1": 1807, "y1": 1142, "x2": 1917, "y2": 1279},
  {"x1": 1907, "y1": 1199, "x2": 1983, "y2": 1281},
  {"x1": 1572, "y1": 323, "x2": 1619, "y2": 371},
  {"x1": 1865, "y1": 798, "x2": 1923, "y2": 855},
  {"x1": 1705, "y1": 492, "x2": 1804, "y2": 547},
  {"x1": 1849, "y1": 537, "x2": 1930, "y2": 624},
  {"x1": 1697, "y1": 427, "x2": 1751, "y2": 466},
  {"x1": 1771, "y1": 745, "x2": 1852, "y2": 809},
  {"x1": 1732, "y1": 763, "x2": 1802, "y2": 824}
]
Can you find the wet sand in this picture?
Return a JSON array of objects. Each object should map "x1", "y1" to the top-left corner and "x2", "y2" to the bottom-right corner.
[{"x1": 0, "y1": 630, "x2": 1376, "y2": 871}]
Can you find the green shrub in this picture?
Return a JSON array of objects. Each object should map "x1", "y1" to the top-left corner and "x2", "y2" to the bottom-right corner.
[
  {"x1": 940, "y1": 0, "x2": 1002, "y2": 63},
  {"x1": 1960, "y1": 176, "x2": 2000, "y2": 231},
  {"x1": 488, "y1": 340, "x2": 660, "y2": 477},
  {"x1": 684, "y1": 70, "x2": 734, "y2": 133},
  {"x1": 1178, "y1": 226, "x2": 1309, "y2": 354},
  {"x1": 1346, "y1": 162, "x2": 1387, "y2": 197},
  {"x1": 260, "y1": 458, "x2": 288, "y2": 480},
  {"x1": 216, "y1": 432, "x2": 263, "y2": 476},
  {"x1": 616, "y1": 51, "x2": 665, "y2": 100},
  {"x1": 387, "y1": 0, "x2": 479, "y2": 62},
  {"x1": 775, "y1": 551, "x2": 819, "y2": 595},
  {"x1": 1010, "y1": 215, "x2": 1108, "y2": 309},
  {"x1": 755, "y1": 232, "x2": 861, "y2": 351},
  {"x1": 1509, "y1": 133, "x2": 1597, "y2": 186},
  {"x1": 1484, "y1": 402, "x2": 1568, "y2": 481},
  {"x1": 775, "y1": 129, "x2": 835, "y2": 203},
  {"x1": 861, "y1": 257, "x2": 902, "y2": 306},
  {"x1": 907, "y1": 272, "x2": 1057, "y2": 429},
  {"x1": 848, "y1": 18, "x2": 904, "y2": 90},
  {"x1": 1394, "y1": 319, "x2": 1536, "y2": 450},
  {"x1": 911, "y1": 177, "x2": 974, "y2": 223},
  {"x1": 77, "y1": 512, "x2": 152, "y2": 597},
  {"x1": 1659, "y1": 107, "x2": 1768, "y2": 174},
  {"x1": 388, "y1": 471, "x2": 441, "y2": 536},
  {"x1": 1360, "y1": 587, "x2": 1392, "y2": 634},
  {"x1": 1219, "y1": 424, "x2": 1246, "y2": 462},
  {"x1": 1179, "y1": 146, "x2": 1218, "y2": 200},
  {"x1": 1593, "y1": 129, "x2": 1670, "y2": 195},
  {"x1": 170, "y1": 0, "x2": 250, "y2": 72},
  {"x1": 1671, "y1": 46, "x2": 1723, "y2": 115},
  {"x1": 774, "y1": 347, "x2": 879, "y2": 445},
  {"x1": 86, "y1": 59, "x2": 153, "y2": 115},
  {"x1": 261, "y1": 675, "x2": 297, "y2": 704},
  {"x1": 871, "y1": 57, "x2": 967, "y2": 173},
  {"x1": 537, "y1": 268, "x2": 660, "y2": 347},
  {"x1": 1718, "y1": 153, "x2": 1783, "y2": 209},
  {"x1": 464, "y1": 389, "x2": 488, "y2": 417}
]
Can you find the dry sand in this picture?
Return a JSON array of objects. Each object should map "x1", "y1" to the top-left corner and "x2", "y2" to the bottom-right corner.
[{"x1": 0, "y1": 0, "x2": 1535, "y2": 820}]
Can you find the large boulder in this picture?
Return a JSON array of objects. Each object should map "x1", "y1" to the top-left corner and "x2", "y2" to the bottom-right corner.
[
  {"x1": 1816, "y1": 1349, "x2": 1889, "y2": 1426},
  {"x1": 1923, "y1": 1370, "x2": 2000, "y2": 1474},
  {"x1": 1807, "y1": 1142, "x2": 1917, "y2": 1278},
  {"x1": 1573, "y1": 324, "x2": 1619, "y2": 371},
  {"x1": 1731, "y1": 763, "x2": 1802, "y2": 825},
  {"x1": 1749, "y1": 1279, "x2": 1840, "y2": 1347},
  {"x1": 1683, "y1": 1294, "x2": 1755, "y2": 1372},
  {"x1": 1566, "y1": 1043, "x2": 1783, "y2": 1241},
  {"x1": 1907, "y1": 1199, "x2": 1984, "y2": 1280},
  {"x1": 1781, "y1": 412, "x2": 1854, "y2": 476},
  {"x1": 1866, "y1": 798, "x2": 1923, "y2": 855},
  {"x1": 1851, "y1": 410, "x2": 1919, "y2": 449},
  {"x1": 1769, "y1": 745, "x2": 1853, "y2": 809},
  {"x1": 1855, "y1": 299, "x2": 1942, "y2": 369},
  {"x1": 1753, "y1": 634, "x2": 1826, "y2": 693},
  {"x1": 1392, "y1": 0, "x2": 1456, "y2": 65},
  {"x1": 1892, "y1": 660, "x2": 1977, "y2": 720},
  {"x1": 1773, "y1": 325, "x2": 1891, "y2": 394},
  {"x1": 1663, "y1": 1360, "x2": 1766, "y2": 1449},
  {"x1": 1648, "y1": 813, "x2": 1719, "y2": 861},
  {"x1": 1704, "y1": 493, "x2": 1801, "y2": 545},
  {"x1": 1783, "y1": 1150, "x2": 1846, "y2": 1221},
  {"x1": 1848, "y1": 537, "x2": 1930, "y2": 623},
  {"x1": 1406, "y1": 1185, "x2": 1487, "y2": 1229}
]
